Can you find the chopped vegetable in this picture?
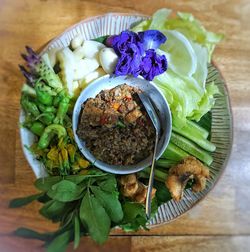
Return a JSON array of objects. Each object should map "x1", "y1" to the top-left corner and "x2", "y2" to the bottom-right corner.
[
  {"x1": 56, "y1": 47, "x2": 76, "y2": 97},
  {"x1": 73, "y1": 40, "x2": 105, "y2": 60}
]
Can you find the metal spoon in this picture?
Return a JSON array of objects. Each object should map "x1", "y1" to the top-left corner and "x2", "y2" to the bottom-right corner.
[{"x1": 137, "y1": 92, "x2": 161, "y2": 219}]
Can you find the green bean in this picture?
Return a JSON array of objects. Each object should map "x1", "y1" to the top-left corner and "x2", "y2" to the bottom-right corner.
[
  {"x1": 53, "y1": 89, "x2": 67, "y2": 107},
  {"x1": 38, "y1": 124, "x2": 67, "y2": 149},
  {"x1": 37, "y1": 103, "x2": 57, "y2": 114},
  {"x1": 53, "y1": 96, "x2": 70, "y2": 125},
  {"x1": 36, "y1": 113, "x2": 55, "y2": 125},
  {"x1": 30, "y1": 121, "x2": 45, "y2": 136},
  {"x1": 22, "y1": 115, "x2": 34, "y2": 129},
  {"x1": 35, "y1": 82, "x2": 53, "y2": 106},
  {"x1": 20, "y1": 95, "x2": 40, "y2": 117}
]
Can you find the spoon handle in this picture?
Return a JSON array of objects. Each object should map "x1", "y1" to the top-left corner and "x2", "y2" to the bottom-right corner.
[{"x1": 145, "y1": 133, "x2": 159, "y2": 219}]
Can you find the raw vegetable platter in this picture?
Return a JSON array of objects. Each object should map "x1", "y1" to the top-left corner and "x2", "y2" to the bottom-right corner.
[{"x1": 14, "y1": 8, "x2": 232, "y2": 251}]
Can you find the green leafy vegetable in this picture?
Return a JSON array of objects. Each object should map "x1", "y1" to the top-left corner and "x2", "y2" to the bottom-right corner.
[
  {"x1": 46, "y1": 230, "x2": 71, "y2": 252},
  {"x1": 9, "y1": 193, "x2": 44, "y2": 208},
  {"x1": 47, "y1": 180, "x2": 83, "y2": 202},
  {"x1": 154, "y1": 181, "x2": 172, "y2": 205},
  {"x1": 35, "y1": 176, "x2": 62, "y2": 191},
  {"x1": 14, "y1": 227, "x2": 52, "y2": 241},
  {"x1": 91, "y1": 186, "x2": 123, "y2": 223},
  {"x1": 80, "y1": 193, "x2": 111, "y2": 244},
  {"x1": 39, "y1": 200, "x2": 66, "y2": 221},
  {"x1": 133, "y1": 8, "x2": 222, "y2": 126},
  {"x1": 121, "y1": 202, "x2": 147, "y2": 232}
]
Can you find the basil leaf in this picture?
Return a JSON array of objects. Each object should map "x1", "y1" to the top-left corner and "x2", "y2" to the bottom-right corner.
[
  {"x1": 73, "y1": 215, "x2": 80, "y2": 249},
  {"x1": 46, "y1": 230, "x2": 71, "y2": 252},
  {"x1": 14, "y1": 227, "x2": 51, "y2": 241},
  {"x1": 35, "y1": 176, "x2": 62, "y2": 191},
  {"x1": 91, "y1": 186, "x2": 123, "y2": 223},
  {"x1": 47, "y1": 180, "x2": 83, "y2": 202},
  {"x1": 39, "y1": 200, "x2": 66, "y2": 221},
  {"x1": 80, "y1": 193, "x2": 110, "y2": 244},
  {"x1": 9, "y1": 193, "x2": 44, "y2": 208}
]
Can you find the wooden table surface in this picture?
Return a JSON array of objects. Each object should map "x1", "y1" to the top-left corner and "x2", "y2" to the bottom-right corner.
[{"x1": 0, "y1": 0, "x2": 250, "y2": 251}]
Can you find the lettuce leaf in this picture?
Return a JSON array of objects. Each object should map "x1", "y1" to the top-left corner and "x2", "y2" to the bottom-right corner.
[
  {"x1": 131, "y1": 8, "x2": 222, "y2": 125},
  {"x1": 190, "y1": 82, "x2": 220, "y2": 121}
]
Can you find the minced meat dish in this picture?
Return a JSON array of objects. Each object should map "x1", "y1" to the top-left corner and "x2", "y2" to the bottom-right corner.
[{"x1": 77, "y1": 84, "x2": 155, "y2": 166}]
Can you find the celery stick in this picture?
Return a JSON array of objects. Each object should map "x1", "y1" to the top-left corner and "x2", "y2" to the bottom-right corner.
[
  {"x1": 172, "y1": 125, "x2": 216, "y2": 152},
  {"x1": 170, "y1": 132, "x2": 213, "y2": 165},
  {"x1": 156, "y1": 159, "x2": 177, "y2": 168},
  {"x1": 162, "y1": 142, "x2": 189, "y2": 161}
]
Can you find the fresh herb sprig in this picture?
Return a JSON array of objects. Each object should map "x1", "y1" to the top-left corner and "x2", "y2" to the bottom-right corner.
[{"x1": 9, "y1": 170, "x2": 124, "y2": 251}]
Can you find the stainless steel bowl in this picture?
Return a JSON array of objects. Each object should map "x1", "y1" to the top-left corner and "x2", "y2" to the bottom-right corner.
[{"x1": 72, "y1": 75, "x2": 172, "y2": 174}]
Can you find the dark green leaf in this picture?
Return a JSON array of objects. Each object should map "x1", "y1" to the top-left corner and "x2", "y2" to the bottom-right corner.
[
  {"x1": 197, "y1": 111, "x2": 212, "y2": 137},
  {"x1": 46, "y1": 230, "x2": 71, "y2": 252},
  {"x1": 91, "y1": 186, "x2": 123, "y2": 223},
  {"x1": 9, "y1": 193, "x2": 44, "y2": 208},
  {"x1": 92, "y1": 35, "x2": 109, "y2": 44},
  {"x1": 73, "y1": 215, "x2": 80, "y2": 249},
  {"x1": 80, "y1": 193, "x2": 110, "y2": 244},
  {"x1": 122, "y1": 202, "x2": 146, "y2": 221},
  {"x1": 37, "y1": 194, "x2": 51, "y2": 203},
  {"x1": 39, "y1": 200, "x2": 66, "y2": 221},
  {"x1": 98, "y1": 175, "x2": 117, "y2": 192},
  {"x1": 61, "y1": 210, "x2": 75, "y2": 229},
  {"x1": 120, "y1": 201, "x2": 147, "y2": 232},
  {"x1": 47, "y1": 180, "x2": 83, "y2": 202},
  {"x1": 154, "y1": 181, "x2": 172, "y2": 205},
  {"x1": 35, "y1": 176, "x2": 62, "y2": 191},
  {"x1": 65, "y1": 174, "x2": 87, "y2": 184},
  {"x1": 14, "y1": 227, "x2": 51, "y2": 241}
]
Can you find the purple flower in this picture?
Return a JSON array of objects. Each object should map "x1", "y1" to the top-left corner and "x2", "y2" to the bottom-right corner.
[
  {"x1": 115, "y1": 47, "x2": 141, "y2": 77},
  {"x1": 111, "y1": 31, "x2": 144, "y2": 56},
  {"x1": 140, "y1": 49, "x2": 168, "y2": 81},
  {"x1": 113, "y1": 32, "x2": 143, "y2": 77},
  {"x1": 110, "y1": 30, "x2": 168, "y2": 80},
  {"x1": 138, "y1": 30, "x2": 167, "y2": 50}
]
